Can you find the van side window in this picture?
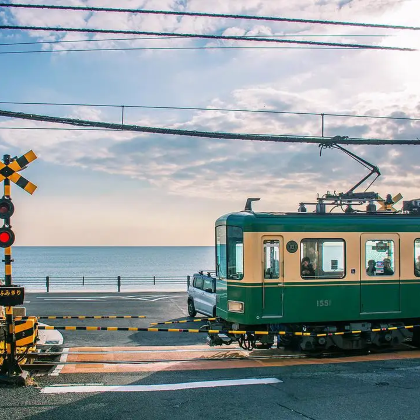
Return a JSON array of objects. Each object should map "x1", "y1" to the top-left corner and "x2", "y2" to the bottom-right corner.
[
  {"x1": 264, "y1": 240, "x2": 280, "y2": 279},
  {"x1": 415, "y1": 239, "x2": 420, "y2": 277},
  {"x1": 365, "y1": 240, "x2": 395, "y2": 276},
  {"x1": 203, "y1": 278, "x2": 214, "y2": 293},
  {"x1": 301, "y1": 239, "x2": 345, "y2": 279},
  {"x1": 194, "y1": 277, "x2": 204, "y2": 289}
]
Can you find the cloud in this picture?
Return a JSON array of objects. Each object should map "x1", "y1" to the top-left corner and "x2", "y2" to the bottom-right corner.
[{"x1": 1, "y1": 0, "x2": 419, "y2": 212}]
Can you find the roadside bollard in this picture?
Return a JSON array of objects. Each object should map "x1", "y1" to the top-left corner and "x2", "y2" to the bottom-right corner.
[
  {"x1": 153, "y1": 276, "x2": 156, "y2": 285},
  {"x1": 187, "y1": 275, "x2": 190, "y2": 288},
  {"x1": 117, "y1": 276, "x2": 121, "y2": 292},
  {"x1": 46, "y1": 276, "x2": 50, "y2": 293}
]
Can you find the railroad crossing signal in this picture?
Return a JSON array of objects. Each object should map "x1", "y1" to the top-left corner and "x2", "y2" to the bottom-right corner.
[
  {"x1": 0, "y1": 227, "x2": 14, "y2": 248},
  {"x1": 0, "y1": 151, "x2": 37, "y2": 383},
  {"x1": 0, "y1": 150, "x2": 37, "y2": 194},
  {"x1": 0, "y1": 198, "x2": 14, "y2": 219}
]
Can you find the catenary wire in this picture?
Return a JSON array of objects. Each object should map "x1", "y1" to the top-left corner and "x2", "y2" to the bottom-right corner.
[
  {"x1": 0, "y1": 108, "x2": 419, "y2": 145},
  {"x1": 0, "y1": 127, "x2": 127, "y2": 131},
  {"x1": 0, "y1": 26, "x2": 414, "y2": 51},
  {"x1": 0, "y1": 34, "x2": 394, "y2": 47},
  {"x1": 0, "y1": 3, "x2": 419, "y2": 31},
  {"x1": 1, "y1": 101, "x2": 418, "y2": 122},
  {"x1": 0, "y1": 46, "x2": 366, "y2": 55}
]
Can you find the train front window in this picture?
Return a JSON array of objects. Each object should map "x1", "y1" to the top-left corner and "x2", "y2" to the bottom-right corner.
[
  {"x1": 227, "y1": 226, "x2": 244, "y2": 280},
  {"x1": 415, "y1": 239, "x2": 420, "y2": 277},
  {"x1": 264, "y1": 240, "x2": 280, "y2": 279},
  {"x1": 365, "y1": 240, "x2": 395, "y2": 276},
  {"x1": 216, "y1": 226, "x2": 227, "y2": 279},
  {"x1": 301, "y1": 239, "x2": 345, "y2": 279}
]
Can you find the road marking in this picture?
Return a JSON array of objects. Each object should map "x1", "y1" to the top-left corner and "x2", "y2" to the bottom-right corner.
[
  {"x1": 49, "y1": 347, "x2": 69, "y2": 376},
  {"x1": 35, "y1": 295, "x2": 181, "y2": 302},
  {"x1": 38, "y1": 298, "x2": 101, "y2": 301},
  {"x1": 41, "y1": 378, "x2": 282, "y2": 394}
]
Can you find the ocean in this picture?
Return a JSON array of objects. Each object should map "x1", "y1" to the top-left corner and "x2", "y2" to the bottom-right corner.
[{"x1": 8, "y1": 246, "x2": 215, "y2": 292}]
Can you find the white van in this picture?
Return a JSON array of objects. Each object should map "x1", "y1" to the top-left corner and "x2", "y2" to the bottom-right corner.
[{"x1": 187, "y1": 271, "x2": 217, "y2": 317}]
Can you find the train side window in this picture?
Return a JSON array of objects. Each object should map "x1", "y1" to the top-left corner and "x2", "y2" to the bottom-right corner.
[
  {"x1": 365, "y1": 240, "x2": 395, "y2": 276},
  {"x1": 264, "y1": 240, "x2": 280, "y2": 279},
  {"x1": 301, "y1": 239, "x2": 345, "y2": 279},
  {"x1": 415, "y1": 239, "x2": 420, "y2": 277}
]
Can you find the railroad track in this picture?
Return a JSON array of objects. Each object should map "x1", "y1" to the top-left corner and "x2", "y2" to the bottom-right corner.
[{"x1": 20, "y1": 342, "x2": 420, "y2": 375}]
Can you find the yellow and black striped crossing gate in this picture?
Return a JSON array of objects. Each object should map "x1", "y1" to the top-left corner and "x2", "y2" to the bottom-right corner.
[{"x1": 0, "y1": 151, "x2": 37, "y2": 381}]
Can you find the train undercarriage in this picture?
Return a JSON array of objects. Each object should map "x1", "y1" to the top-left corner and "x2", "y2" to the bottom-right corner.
[{"x1": 206, "y1": 319, "x2": 420, "y2": 351}]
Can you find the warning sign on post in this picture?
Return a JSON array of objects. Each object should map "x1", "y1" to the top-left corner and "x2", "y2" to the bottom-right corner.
[{"x1": 0, "y1": 286, "x2": 24, "y2": 306}]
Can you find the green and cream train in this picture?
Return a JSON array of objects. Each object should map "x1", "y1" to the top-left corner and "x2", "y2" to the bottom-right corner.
[{"x1": 208, "y1": 197, "x2": 420, "y2": 350}]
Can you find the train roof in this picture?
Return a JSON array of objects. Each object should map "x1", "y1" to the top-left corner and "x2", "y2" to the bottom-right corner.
[{"x1": 216, "y1": 211, "x2": 420, "y2": 233}]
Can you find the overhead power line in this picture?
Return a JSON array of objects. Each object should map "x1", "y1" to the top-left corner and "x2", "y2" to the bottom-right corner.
[
  {"x1": 0, "y1": 46, "x2": 365, "y2": 55},
  {"x1": 0, "y1": 127, "x2": 117, "y2": 131},
  {"x1": 1, "y1": 101, "x2": 419, "y2": 122},
  {"x1": 0, "y1": 33, "x2": 392, "y2": 47},
  {"x1": 0, "y1": 3, "x2": 419, "y2": 31},
  {"x1": 0, "y1": 108, "x2": 419, "y2": 145},
  {"x1": 0, "y1": 26, "x2": 414, "y2": 51}
]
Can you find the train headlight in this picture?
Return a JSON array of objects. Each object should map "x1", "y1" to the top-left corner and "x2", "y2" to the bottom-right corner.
[{"x1": 228, "y1": 300, "x2": 244, "y2": 313}]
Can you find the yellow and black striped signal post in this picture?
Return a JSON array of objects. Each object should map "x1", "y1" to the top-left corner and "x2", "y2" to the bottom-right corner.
[{"x1": 0, "y1": 151, "x2": 37, "y2": 384}]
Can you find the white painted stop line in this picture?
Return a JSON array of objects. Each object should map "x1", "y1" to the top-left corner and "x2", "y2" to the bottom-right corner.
[{"x1": 41, "y1": 378, "x2": 282, "y2": 394}]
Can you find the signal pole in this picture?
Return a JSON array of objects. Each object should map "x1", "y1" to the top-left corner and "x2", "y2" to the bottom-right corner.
[
  {"x1": 0, "y1": 151, "x2": 37, "y2": 385},
  {"x1": 0, "y1": 155, "x2": 20, "y2": 379}
]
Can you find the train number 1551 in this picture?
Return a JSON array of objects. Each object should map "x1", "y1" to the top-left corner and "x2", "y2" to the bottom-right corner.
[{"x1": 317, "y1": 300, "x2": 332, "y2": 307}]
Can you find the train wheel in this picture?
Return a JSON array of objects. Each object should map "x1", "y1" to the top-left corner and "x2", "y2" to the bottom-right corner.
[
  {"x1": 412, "y1": 327, "x2": 420, "y2": 347},
  {"x1": 188, "y1": 299, "x2": 197, "y2": 317}
]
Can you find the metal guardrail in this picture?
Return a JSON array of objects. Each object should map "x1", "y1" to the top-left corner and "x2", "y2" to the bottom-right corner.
[{"x1": 12, "y1": 275, "x2": 190, "y2": 292}]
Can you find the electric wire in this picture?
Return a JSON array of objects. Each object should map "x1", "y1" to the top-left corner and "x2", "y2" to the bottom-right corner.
[
  {"x1": 0, "y1": 127, "x2": 126, "y2": 131},
  {"x1": 0, "y1": 3, "x2": 419, "y2": 31},
  {"x1": 0, "y1": 108, "x2": 419, "y2": 145},
  {"x1": 0, "y1": 26, "x2": 414, "y2": 51},
  {"x1": 1, "y1": 101, "x2": 418, "y2": 122},
  {"x1": 0, "y1": 34, "x2": 394, "y2": 47},
  {"x1": 0, "y1": 46, "x2": 365, "y2": 55}
]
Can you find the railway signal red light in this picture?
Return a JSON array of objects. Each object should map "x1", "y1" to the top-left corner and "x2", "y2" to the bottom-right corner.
[
  {"x1": 0, "y1": 227, "x2": 14, "y2": 248},
  {"x1": 0, "y1": 198, "x2": 14, "y2": 219}
]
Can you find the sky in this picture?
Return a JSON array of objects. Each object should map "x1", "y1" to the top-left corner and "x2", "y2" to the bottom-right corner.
[{"x1": 0, "y1": 0, "x2": 419, "y2": 246}]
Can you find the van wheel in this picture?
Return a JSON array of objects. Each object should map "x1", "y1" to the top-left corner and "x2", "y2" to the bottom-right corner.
[{"x1": 188, "y1": 299, "x2": 197, "y2": 317}]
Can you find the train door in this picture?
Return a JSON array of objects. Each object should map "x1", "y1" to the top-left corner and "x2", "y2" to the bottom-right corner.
[
  {"x1": 360, "y1": 234, "x2": 400, "y2": 314},
  {"x1": 261, "y1": 236, "x2": 284, "y2": 318}
]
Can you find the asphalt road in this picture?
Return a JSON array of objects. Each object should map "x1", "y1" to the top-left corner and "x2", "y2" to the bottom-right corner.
[
  {"x1": 24, "y1": 291, "x2": 207, "y2": 347},
  {"x1": 2, "y1": 292, "x2": 420, "y2": 420},
  {"x1": 3, "y1": 357, "x2": 420, "y2": 420}
]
